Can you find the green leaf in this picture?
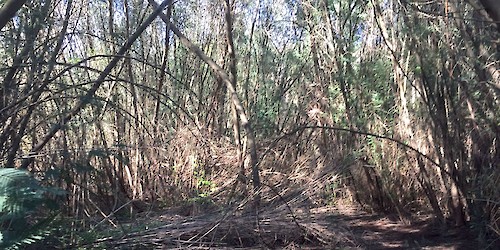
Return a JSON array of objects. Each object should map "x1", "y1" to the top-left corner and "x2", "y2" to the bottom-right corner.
[{"x1": 0, "y1": 168, "x2": 62, "y2": 249}]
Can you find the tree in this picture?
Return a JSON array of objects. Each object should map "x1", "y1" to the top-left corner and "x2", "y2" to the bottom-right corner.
[{"x1": 0, "y1": 0, "x2": 28, "y2": 30}]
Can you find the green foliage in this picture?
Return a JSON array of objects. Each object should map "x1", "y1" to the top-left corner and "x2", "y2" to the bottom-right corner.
[
  {"x1": 193, "y1": 162, "x2": 215, "y2": 198},
  {"x1": 255, "y1": 101, "x2": 279, "y2": 136},
  {"x1": 366, "y1": 137, "x2": 381, "y2": 163},
  {"x1": 0, "y1": 168, "x2": 64, "y2": 249},
  {"x1": 323, "y1": 178, "x2": 342, "y2": 206}
]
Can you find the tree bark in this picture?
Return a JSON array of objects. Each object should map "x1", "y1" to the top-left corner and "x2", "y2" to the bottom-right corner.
[
  {"x1": 0, "y1": 0, "x2": 28, "y2": 30},
  {"x1": 147, "y1": 0, "x2": 261, "y2": 193},
  {"x1": 223, "y1": 0, "x2": 246, "y2": 190}
]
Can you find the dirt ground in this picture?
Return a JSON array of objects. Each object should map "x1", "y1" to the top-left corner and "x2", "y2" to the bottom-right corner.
[
  {"x1": 98, "y1": 202, "x2": 498, "y2": 249},
  {"x1": 308, "y1": 205, "x2": 489, "y2": 249}
]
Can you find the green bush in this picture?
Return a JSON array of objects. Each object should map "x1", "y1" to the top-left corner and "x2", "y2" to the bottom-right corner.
[{"x1": 0, "y1": 168, "x2": 64, "y2": 249}]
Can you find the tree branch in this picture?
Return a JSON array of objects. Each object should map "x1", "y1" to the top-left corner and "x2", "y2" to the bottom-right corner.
[
  {"x1": 20, "y1": 0, "x2": 172, "y2": 168},
  {"x1": 0, "y1": 0, "x2": 27, "y2": 30}
]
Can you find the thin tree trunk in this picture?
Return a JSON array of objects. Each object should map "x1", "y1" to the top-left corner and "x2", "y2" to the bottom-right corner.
[
  {"x1": 147, "y1": 0, "x2": 261, "y2": 193},
  {"x1": 20, "y1": 0, "x2": 172, "y2": 169},
  {"x1": 154, "y1": 4, "x2": 173, "y2": 125},
  {"x1": 223, "y1": 0, "x2": 246, "y2": 190},
  {"x1": 0, "y1": 0, "x2": 28, "y2": 30},
  {"x1": 6, "y1": 0, "x2": 67, "y2": 167}
]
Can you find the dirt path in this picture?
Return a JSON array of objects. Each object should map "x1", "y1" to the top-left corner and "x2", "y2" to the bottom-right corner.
[
  {"x1": 96, "y1": 203, "x2": 496, "y2": 249},
  {"x1": 309, "y1": 205, "x2": 485, "y2": 249}
]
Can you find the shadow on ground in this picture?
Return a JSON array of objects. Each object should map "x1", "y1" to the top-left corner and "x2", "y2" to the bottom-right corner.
[{"x1": 320, "y1": 205, "x2": 496, "y2": 249}]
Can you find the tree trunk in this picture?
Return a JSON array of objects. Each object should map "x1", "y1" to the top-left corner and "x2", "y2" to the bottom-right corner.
[
  {"x1": 0, "y1": 0, "x2": 28, "y2": 30},
  {"x1": 148, "y1": 0, "x2": 261, "y2": 194}
]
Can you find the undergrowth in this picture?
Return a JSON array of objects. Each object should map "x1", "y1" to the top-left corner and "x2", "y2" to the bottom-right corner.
[{"x1": 0, "y1": 168, "x2": 64, "y2": 249}]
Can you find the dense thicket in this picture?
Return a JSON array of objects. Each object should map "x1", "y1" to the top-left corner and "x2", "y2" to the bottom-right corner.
[{"x1": 0, "y1": 0, "x2": 498, "y2": 247}]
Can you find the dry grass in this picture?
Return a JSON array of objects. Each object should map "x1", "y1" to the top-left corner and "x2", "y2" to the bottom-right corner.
[
  {"x1": 67, "y1": 126, "x2": 499, "y2": 249},
  {"x1": 77, "y1": 128, "x2": 361, "y2": 249},
  {"x1": 90, "y1": 191, "x2": 356, "y2": 249}
]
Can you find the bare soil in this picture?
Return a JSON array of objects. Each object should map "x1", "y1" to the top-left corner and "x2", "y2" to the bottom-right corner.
[
  {"x1": 313, "y1": 205, "x2": 485, "y2": 249},
  {"x1": 94, "y1": 202, "x2": 498, "y2": 249}
]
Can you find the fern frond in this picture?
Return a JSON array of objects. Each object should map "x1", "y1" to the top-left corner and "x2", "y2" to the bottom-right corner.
[{"x1": 0, "y1": 168, "x2": 63, "y2": 249}]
